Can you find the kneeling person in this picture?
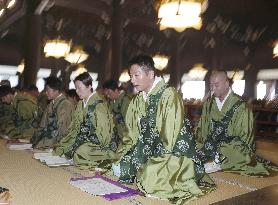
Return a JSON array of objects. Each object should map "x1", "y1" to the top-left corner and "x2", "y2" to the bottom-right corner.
[
  {"x1": 113, "y1": 55, "x2": 214, "y2": 204},
  {"x1": 32, "y1": 76, "x2": 74, "y2": 148},
  {"x1": 196, "y1": 70, "x2": 277, "y2": 175},
  {"x1": 55, "y1": 72, "x2": 118, "y2": 170},
  {"x1": 0, "y1": 85, "x2": 39, "y2": 139}
]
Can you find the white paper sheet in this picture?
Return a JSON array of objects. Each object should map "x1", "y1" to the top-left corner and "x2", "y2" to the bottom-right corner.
[
  {"x1": 34, "y1": 153, "x2": 73, "y2": 167},
  {"x1": 7, "y1": 143, "x2": 33, "y2": 150},
  {"x1": 70, "y1": 178, "x2": 126, "y2": 196}
]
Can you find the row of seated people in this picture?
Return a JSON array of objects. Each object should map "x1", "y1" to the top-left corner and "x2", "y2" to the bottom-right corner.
[{"x1": 0, "y1": 55, "x2": 277, "y2": 204}]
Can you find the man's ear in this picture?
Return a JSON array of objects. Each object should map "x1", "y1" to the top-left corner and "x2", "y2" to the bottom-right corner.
[{"x1": 148, "y1": 70, "x2": 155, "y2": 79}]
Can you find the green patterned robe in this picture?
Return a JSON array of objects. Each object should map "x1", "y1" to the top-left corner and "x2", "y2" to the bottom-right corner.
[
  {"x1": 55, "y1": 92, "x2": 118, "y2": 170},
  {"x1": 110, "y1": 92, "x2": 131, "y2": 142},
  {"x1": 0, "y1": 101, "x2": 14, "y2": 134},
  {"x1": 196, "y1": 92, "x2": 276, "y2": 175},
  {"x1": 4, "y1": 93, "x2": 39, "y2": 139},
  {"x1": 116, "y1": 79, "x2": 214, "y2": 204},
  {"x1": 32, "y1": 95, "x2": 74, "y2": 148}
]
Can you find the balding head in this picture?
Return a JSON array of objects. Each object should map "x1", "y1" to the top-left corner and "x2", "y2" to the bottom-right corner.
[{"x1": 210, "y1": 71, "x2": 230, "y2": 101}]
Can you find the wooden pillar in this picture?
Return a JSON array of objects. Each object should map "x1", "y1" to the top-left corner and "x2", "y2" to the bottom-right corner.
[
  {"x1": 168, "y1": 41, "x2": 181, "y2": 89},
  {"x1": 243, "y1": 64, "x2": 258, "y2": 99},
  {"x1": 111, "y1": 0, "x2": 122, "y2": 81},
  {"x1": 98, "y1": 39, "x2": 112, "y2": 86},
  {"x1": 23, "y1": 0, "x2": 41, "y2": 89}
]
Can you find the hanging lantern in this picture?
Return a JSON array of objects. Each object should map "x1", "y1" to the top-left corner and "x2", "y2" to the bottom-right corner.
[
  {"x1": 44, "y1": 39, "x2": 71, "y2": 59},
  {"x1": 75, "y1": 64, "x2": 88, "y2": 76},
  {"x1": 153, "y1": 54, "x2": 169, "y2": 70},
  {"x1": 119, "y1": 70, "x2": 130, "y2": 83},
  {"x1": 273, "y1": 41, "x2": 278, "y2": 57},
  {"x1": 157, "y1": 0, "x2": 207, "y2": 32},
  {"x1": 188, "y1": 64, "x2": 207, "y2": 80},
  {"x1": 17, "y1": 59, "x2": 24, "y2": 74},
  {"x1": 64, "y1": 46, "x2": 89, "y2": 64}
]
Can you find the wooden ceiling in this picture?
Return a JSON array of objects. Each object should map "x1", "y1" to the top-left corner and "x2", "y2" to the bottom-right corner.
[{"x1": 0, "y1": 0, "x2": 278, "y2": 83}]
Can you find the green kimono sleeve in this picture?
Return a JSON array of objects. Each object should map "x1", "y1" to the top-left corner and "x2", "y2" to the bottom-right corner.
[
  {"x1": 115, "y1": 94, "x2": 143, "y2": 160},
  {"x1": 155, "y1": 87, "x2": 184, "y2": 150},
  {"x1": 7, "y1": 95, "x2": 38, "y2": 139},
  {"x1": 119, "y1": 93, "x2": 131, "y2": 119},
  {"x1": 57, "y1": 99, "x2": 74, "y2": 138},
  {"x1": 228, "y1": 102, "x2": 254, "y2": 147},
  {"x1": 54, "y1": 102, "x2": 82, "y2": 156},
  {"x1": 92, "y1": 101, "x2": 115, "y2": 146}
]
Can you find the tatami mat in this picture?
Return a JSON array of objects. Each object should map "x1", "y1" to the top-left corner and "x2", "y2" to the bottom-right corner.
[{"x1": 1, "y1": 139, "x2": 278, "y2": 205}]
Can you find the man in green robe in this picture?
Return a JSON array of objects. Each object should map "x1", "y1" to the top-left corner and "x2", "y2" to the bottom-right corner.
[
  {"x1": 196, "y1": 70, "x2": 277, "y2": 175},
  {"x1": 113, "y1": 55, "x2": 214, "y2": 204},
  {"x1": 103, "y1": 79, "x2": 131, "y2": 142},
  {"x1": 0, "y1": 80, "x2": 14, "y2": 136},
  {"x1": 31, "y1": 76, "x2": 74, "y2": 148},
  {"x1": 0, "y1": 85, "x2": 39, "y2": 139},
  {"x1": 55, "y1": 72, "x2": 118, "y2": 170},
  {"x1": 0, "y1": 101, "x2": 14, "y2": 135}
]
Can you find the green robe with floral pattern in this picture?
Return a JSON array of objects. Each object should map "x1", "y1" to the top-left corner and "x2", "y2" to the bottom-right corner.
[
  {"x1": 55, "y1": 92, "x2": 118, "y2": 170},
  {"x1": 0, "y1": 102, "x2": 14, "y2": 134},
  {"x1": 5, "y1": 93, "x2": 39, "y2": 139},
  {"x1": 116, "y1": 79, "x2": 214, "y2": 204},
  {"x1": 110, "y1": 92, "x2": 131, "y2": 142},
  {"x1": 32, "y1": 95, "x2": 74, "y2": 148},
  {"x1": 196, "y1": 92, "x2": 276, "y2": 175}
]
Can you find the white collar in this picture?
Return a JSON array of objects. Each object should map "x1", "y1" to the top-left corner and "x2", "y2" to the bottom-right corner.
[
  {"x1": 215, "y1": 88, "x2": 232, "y2": 111},
  {"x1": 83, "y1": 91, "x2": 95, "y2": 107},
  {"x1": 142, "y1": 76, "x2": 162, "y2": 101},
  {"x1": 52, "y1": 93, "x2": 62, "y2": 104}
]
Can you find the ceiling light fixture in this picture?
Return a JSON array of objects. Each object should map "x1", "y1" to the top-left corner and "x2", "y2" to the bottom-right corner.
[
  {"x1": 0, "y1": 9, "x2": 5, "y2": 17},
  {"x1": 158, "y1": 0, "x2": 207, "y2": 32},
  {"x1": 153, "y1": 54, "x2": 169, "y2": 70},
  {"x1": 75, "y1": 64, "x2": 87, "y2": 76},
  {"x1": 17, "y1": 60, "x2": 24, "y2": 74},
  {"x1": 7, "y1": 0, "x2": 16, "y2": 9},
  {"x1": 273, "y1": 41, "x2": 278, "y2": 57},
  {"x1": 44, "y1": 39, "x2": 71, "y2": 59},
  {"x1": 119, "y1": 70, "x2": 130, "y2": 83},
  {"x1": 188, "y1": 64, "x2": 207, "y2": 80},
  {"x1": 64, "y1": 46, "x2": 89, "y2": 64}
]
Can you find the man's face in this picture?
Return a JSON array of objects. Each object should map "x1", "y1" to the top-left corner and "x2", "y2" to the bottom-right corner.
[
  {"x1": 105, "y1": 89, "x2": 118, "y2": 100},
  {"x1": 1, "y1": 94, "x2": 13, "y2": 104},
  {"x1": 74, "y1": 80, "x2": 92, "y2": 100},
  {"x1": 129, "y1": 64, "x2": 154, "y2": 93},
  {"x1": 210, "y1": 75, "x2": 229, "y2": 98},
  {"x1": 45, "y1": 85, "x2": 59, "y2": 100}
]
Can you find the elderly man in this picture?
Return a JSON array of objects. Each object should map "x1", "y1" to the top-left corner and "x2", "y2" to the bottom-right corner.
[
  {"x1": 196, "y1": 70, "x2": 277, "y2": 175},
  {"x1": 0, "y1": 85, "x2": 39, "y2": 139}
]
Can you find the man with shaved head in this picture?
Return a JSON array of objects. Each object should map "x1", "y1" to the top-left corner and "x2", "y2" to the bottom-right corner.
[{"x1": 196, "y1": 70, "x2": 276, "y2": 175}]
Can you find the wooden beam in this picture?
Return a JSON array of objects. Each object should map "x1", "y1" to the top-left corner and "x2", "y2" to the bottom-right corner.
[{"x1": 54, "y1": 0, "x2": 111, "y2": 16}]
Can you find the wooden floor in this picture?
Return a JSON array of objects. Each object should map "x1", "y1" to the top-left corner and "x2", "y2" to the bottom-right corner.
[{"x1": 0, "y1": 139, "x2": 277, "y2": 205}]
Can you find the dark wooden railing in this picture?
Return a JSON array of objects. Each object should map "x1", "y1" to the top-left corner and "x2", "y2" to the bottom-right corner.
[{"x1": 186, "y1": 103, "x2": 278, "y2": 138}]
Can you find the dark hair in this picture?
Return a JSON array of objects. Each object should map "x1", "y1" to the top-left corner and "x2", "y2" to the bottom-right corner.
[
  {"x1": 28, "y1": 84, "x2": 38, "y2": 92},
  {"x1": 66, "y1": 89, "x2": 78, "y2": 98},
  {"x1": 74, "y1": 72, "x2": 92, "y2": 87},
  {"x1": 44, "y1": 76, "x2": 63, "y2": 91},
  {"x1": 0, "y1": 85, "x2": 15, "y2": 97},
  {"x1": 128, "y1": 55, "x2": 155, "y2": 71},
  {"x1": 102, "y1": 79, "x2": 120, "y2": 91}
]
